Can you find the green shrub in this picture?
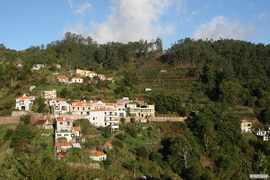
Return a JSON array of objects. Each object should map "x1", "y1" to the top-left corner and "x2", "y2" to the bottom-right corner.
[
  {"x1": 136, "y1": 146, "x2": 148, "y2": 159},
  {"x1": 20, "y1": 114, "x2": 31, "y2": 125},
  {"x1": 150, "y1": 151, "x2": 162, "y2": 163}
]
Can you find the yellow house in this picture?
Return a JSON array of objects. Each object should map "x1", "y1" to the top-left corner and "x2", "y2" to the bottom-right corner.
[
  {"x1": 76, "y1": 69, "x2": 90, "y2": 76},
  {"x1": 128, "y1": 103, "x2": 155, "y2": 118}
]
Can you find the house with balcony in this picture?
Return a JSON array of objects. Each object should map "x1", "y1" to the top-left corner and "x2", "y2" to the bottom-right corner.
[
  {"x1": 55, "y1": 117, "x2": 82, "y2": 143},
  {"x1": 89, "y1": 108, "x2": 120, "y2": 129},
  {"x1": 54, "y1": 101, "x2": 71, "y2": 115},
  {"x1": 239, "y1": 119, "x2": 252, "y2": 133},
  {"x1": 71, "y1": 77, "x2": 83, "y2": 84},
  {"x1": 128, "y1": 102, "x2": 155, "y2": 118},
  {"x1": 71, "y1": 101, "x2": 92, "y2": 115},
  {"x1": 106, "y1": 103, "x2": 126, "y2": 117},
  {"x1": 57, "y1": 76, "x2": 69, "y2": 83},
  {"x1": 15, "y1": 95, "x2": 35, "y2": 111},
  {"x1": 43, "y1": 89, "x2": 57, "y2": 99}
]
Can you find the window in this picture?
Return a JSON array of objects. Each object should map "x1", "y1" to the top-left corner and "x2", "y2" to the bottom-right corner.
[
  {"x1": 81, "y1": 112, "x2": 83, "y2": 115},
  {"x1": 83, "y1": 107, "x2": 85, "y2": 110},
  {"x1": 88, "y1": 107, "x2": 90, "y2": 110},
  {"x1": 67, "y1": 122, "x2": 70, "y2": 125},
  {"x1": 77, "y1": 107, "x2": 79, "y2": 110},
  {"x1": 118, "y1": 108, "x2": 121, "y2": 111},
  {"x1": 60, "y1": 122, "x2": 63, "y2": 125},
  {"x1": 57, "y1": 134, "x2": 62, "y2": 136},
  {"x1": 105, "y1": 123, "x2": 107, "y2": 126},
  {"x1": 87, "y1": 112, "x2": 90, "y2": 115},
  {"x1": 122, "y1": 108, "x2": 125, "y2": 111},
  {"x1": 105, "y1": 112, "x2": 106, "y2": 115},
  {"x1": 93, "y1": 117, "x2": 95, "y2": 120},
  {"x1": 64, "y1": 134, "x2": 69, "y2": 136}
]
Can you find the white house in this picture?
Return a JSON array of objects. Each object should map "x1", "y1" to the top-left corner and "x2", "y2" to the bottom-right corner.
[
  {"x1": 86, "y1": 71, "x2": 97, "y2": 78},
  {"x1": 54, "y1": 101, "x2": 71, "y2": 115},
  {"x1": 45, "y1": 98, "x2": 55, "y2": 106},
  {"x1": 71, "y1": 77, "x2": 83, "y2": 84},
  {"x1": 43, "y1": 89, "x2": 57, "y2": 99},
  {"x1": 37, "y1": 64, "x2": 45, "y2": 68},
  {"x1": 71, "y1": 101, "x2": 92, "y2": 115},
  {"x1": 239, "y1": 119, "x2": 252, "y2": 133},
  {"x1": 57, "y1": 76, "x2": 69, "y2": 83},
  {"x1": 105, "y1": 103, "x2": 126, "y2": 117},
  {"x1": 90, "y1": 100, "x2": 107, "y2": 109},
  {"x1": 15, "y1": 95, "x2": 35, "y2": 111},
  {"x1": 88, "y1": 108, "x2": 119, "y2": 129},
  {"x1": 98, "y1": 74, "x2": 106, "y2": 81}
]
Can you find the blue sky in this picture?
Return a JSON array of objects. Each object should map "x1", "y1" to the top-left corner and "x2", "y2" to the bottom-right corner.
[{"x1": 1, "y1": 0, "x2": 269, "y2": 51}]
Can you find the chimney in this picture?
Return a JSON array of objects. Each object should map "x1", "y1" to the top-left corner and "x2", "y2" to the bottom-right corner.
[{"x1": 63, "y1": 117, "x2": 66, "y2": 121}]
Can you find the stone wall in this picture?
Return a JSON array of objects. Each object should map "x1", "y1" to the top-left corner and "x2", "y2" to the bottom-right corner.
[
  {"x1": 67, "y1": 162, "x2": 100, "y2": 169},
  {"x1": 0, "y1": 116, "x2": 20, "y2": 124},
  {"x1": 117, "y1": 116, "x2": 187, "y2": 123}
]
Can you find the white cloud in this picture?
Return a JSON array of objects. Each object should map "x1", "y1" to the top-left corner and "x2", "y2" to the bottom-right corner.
[
  {"x1": 68, "y1": 0, "x2": 92, "y2": 16},
  {"x1": 193, "y1": 16, "x2": 256, "y2": 41},
  {"x1": 64, "y1": 0, "x2": 180, "y2": 44},
  {"x1": 252, "y1": 12, "x2": 266, "y2": 19}
]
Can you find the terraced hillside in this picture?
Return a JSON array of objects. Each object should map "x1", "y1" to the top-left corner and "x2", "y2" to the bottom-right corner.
[{"x1": 138, "y1": 54, "x2": 198, "y2": 99}]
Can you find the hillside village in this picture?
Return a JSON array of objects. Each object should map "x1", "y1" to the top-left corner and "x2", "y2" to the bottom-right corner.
[{"x1": 1, "y1": 36, "x2": 270, "y2": 179}]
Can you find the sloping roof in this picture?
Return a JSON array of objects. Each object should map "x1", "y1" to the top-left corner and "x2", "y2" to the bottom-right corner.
[
  {"x1": 71, "y1": 77, "x2": 83, "y2": 80},
  {"x1": 106, "y1": 142, "x2": 112, "y2": 147},
  {"x1": 239, "y1": 119, "x2": 250, "y2": 123},
  {"x1": 56, "y1": 98, "x2": 64, "y2": 101},
  {"x1": 72, "y1": 102, "x2": 92, "y2": 107},
  {"x1": 46, "y1": 98, "x2": 53, "y2": 101},
  {"x1": 55, "y1": 142, "x2": 72, "y2": 147},
  {"x1": 106, "y1": 77, "x2": 113, "y2": 80},
  {"x1": 73, "y1": 127, "x2": 81, "y2": 131},
  {"x1": 87, "y1": 71, "x2": 97, "y2": 74},
  {"x1": 91, "y1": 108, "x2": 116, "y2": 112},
  {"x1": 99, "y1": 74, "x2": 105, "y2": 78},
  {"x1": 91, "y1": 101, "x2": 104, "y2": 104},
  {"x1": 106, "y1": 103, "x2": 124, "y2": 107},
  {"x1": 136, "y1": 100, "x2": 144, "y2": 104},
  {"x1": 36, "y1": 119, "x2": 48, "y2": 125},
  {"x1": 56, "y1": 117, "x2": 73, "y2": 122},
  {"x1": 16, "y1": 96, "x2": 34, "y2": 100},
  {"x1": 90, "y1": 151, "x2": 106, "y2": 156},
  {"x1": 57, "y1": 75, "x2": 68, "y2": 79},
  {"x1": 57, "y1": 101, "x2": 70, "y2": 105}
]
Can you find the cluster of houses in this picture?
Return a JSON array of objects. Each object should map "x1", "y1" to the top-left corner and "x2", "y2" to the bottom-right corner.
[
  {"x1": 55, "y1": 69, "x2": 114, "y2": 84},
  {"x1": 239, "y1": 119, "x2": 270, "y2": 141},
  {"x1": 15, "y1": 90, "x2": 155, "y2": 131},
  {"x1": 35, "y1": 116, "x2": 111, "y2": 161}
]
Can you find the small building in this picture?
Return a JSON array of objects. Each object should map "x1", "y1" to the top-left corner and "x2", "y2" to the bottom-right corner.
[
  {"x1": 98, "y1": 74, "x2": 106, "y2": 81},
  {"x1": 71, "y1": 77, "x2": 83, "y2": 84},
  {"x1": 72, "y1": 143, "x2": 82, "y2": 149},
  {"x1": 90, "y1": 151, "x2": 107, "y2": 161},
  {"x1": 54, "y1": 101, "x2": 71, "y2": 115},
  {"x1": 86, "y1": 71, "x2": 97, "y2": 78},
  {"x1": 17, "y1": 64, "x2": 23, "y2": 68},
  {"x1": 239, "y1": 119, "x2": 252, "y2": 133},
  {"x1": 145, "y1": 88, "x2": 152, "y2": 92},
  {"x1": 57, "y1": 76, "x2": 69, "y2": 83},
  {"x1": 43, "y1": 89, "x2": 57, "y2": 99},
  {"x1": 55, "y1": 142, "x2": 72, "y2": 153},
  {"x1": 73, "y1": 127, "x2": 82, "y2": 137},
  {"x1": 71, "y1": 101, "x2": 92, "y2": 115},
  {"x1": 37, "y1": 64, "x2": 45, "y2": 68},
  {"x1": 105, "y1": 142, "x2": 113, "y2": 149},
  {"x1": 55, "y1": 64, "x2": 61, "y2": 68},
  {"x1": 160, "y1": 69, "x2": 167, "y2": 73},
  {"x1": 36, "y1": 119, "x2": 51, "y2": 129},
  {"x1": 15, "y1": 96, "x2": 35, "y2": 111}
]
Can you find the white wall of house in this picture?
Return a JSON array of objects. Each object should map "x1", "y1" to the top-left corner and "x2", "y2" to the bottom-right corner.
[
  {"x1": 15, "y1": 98, "x2": 34, "y2": 111},
  {"x1": 55, "y1": 132, "x2": 74, "y2": 142},
  {"x1": 88, "y1": 109, "x2": 120, "y2": 129},
  {"x1": 71, "y1": 78, "x2": 83, "y2": 83}
]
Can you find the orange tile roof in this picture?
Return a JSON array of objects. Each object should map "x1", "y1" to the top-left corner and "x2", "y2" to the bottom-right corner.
[
  {"x1": 90, "y1": 151, "x2": 106, "y2": 156},
  {"x1": 46, "y1": 98, "x2": 53, "y2": 100},
  {"x1": 55, "y1": 142, "x2": 72, "y2": 147},
  {"x1": 71, "y1": 77, "x2": 83, "y2": 79},
  {"x1": 57, "y1": 75, "x2": 68, "y2": 79},
  {"x1": 73, "y1": 127, "x2": 81, "y2": 131},
  {"x1": 137, "y1": 100, "x2": 144, "y2": 104},
  {"x1": 106, "y1": 77, "x2": 112, "y2": 79},
  {"x1": 56, "y1": 98, "x2": 64, "y2": 101},
  {"x1": 106, "y1": 103, "x2": 124, "y2": 107},
  {"x1": 16, "y1": 96, "x2": 34, "y2": 100},
  {"x1": 106, "y1": 142, "x2": 112, "y2": 147},
  {"x1": 72, "y1": 102, "x2": 92, "y2": 107},
  {"x1": 239, "y1": 119, "x2": 249, "y2": 123},
  {"x1": 99, "y1": 74, "x2": 105, "y2": 78},
  {"x1": 91, "y1": 108, "x2": 116, "y2": 112},
  {"x1": 56, "y1": 117, "x2": 73, "y2": 121},
  {"x1": 36, "y1": 119, "x2": 48, "y2": 125},
  {"x1": 87, "y1": 71, "x2": 97, "y2": 74}
]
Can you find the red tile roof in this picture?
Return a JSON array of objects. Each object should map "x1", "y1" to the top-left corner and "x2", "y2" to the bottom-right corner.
[
  {"x1": 106, "y1": 142, "x2": 112, "y2": 147},
  {"x1": 90, "y1": 151, "x2": 106, "y2": 156},
  {"x1": 36, "y1": 119, "x2": 48, "y2": 125},
  {"x1": 57, "y1": 75, "x2": 68, "y2": 79},
  {"x1": 46, "y1": 98, "x2": 53, "y2": 100},
  {"x1": 56, "y1": 117, "x2": 73, "y2": 121},
  {"x1": 72, "y1": 102, "x2": 92, "y2": 107},
  {"x1": 71, "y1": 77, "x2": 83, "y2": 80},
  {"x1": 16, "y1": 96, "x2": 34, "y2": 100},
  {"x1": 137, "y1": 100, "x2": 144, "y2": 104},
  {"x1": 91, "y1": 108, "x2": 116, "y2": 112},
  {"x1": 55, "y1": 142, "x2": 72, "y2": 147},
  {"x1": 73, "y1": 127, "x2": 81, "y2": 131},
  {"x1": 106, "y1": 103, "x2": 124, "y2": 107}
]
